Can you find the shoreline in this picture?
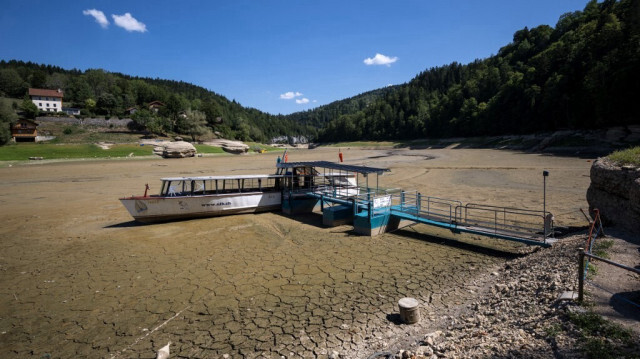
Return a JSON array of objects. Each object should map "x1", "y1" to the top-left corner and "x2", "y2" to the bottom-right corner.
[{"x1": 366, "y1": 233, "x2": 640, "y2": 359}]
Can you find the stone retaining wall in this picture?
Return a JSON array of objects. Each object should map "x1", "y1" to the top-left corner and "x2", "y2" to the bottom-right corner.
[{"x1": 36, "y1": 116, "x2": 133, "y2": 127}]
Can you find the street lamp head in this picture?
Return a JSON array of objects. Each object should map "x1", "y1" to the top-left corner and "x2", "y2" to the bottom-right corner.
[{"x1": 543, "y1": 170, "x2": 549, "y2": 177}]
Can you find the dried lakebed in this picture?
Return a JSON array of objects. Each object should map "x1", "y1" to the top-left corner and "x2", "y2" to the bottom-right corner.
[
  {"x1": 2, "y1": 212, "x2": 515, "y2": 358},
  {"x1": 0, "y1": 148, "x2": 592, "y2": 358}
]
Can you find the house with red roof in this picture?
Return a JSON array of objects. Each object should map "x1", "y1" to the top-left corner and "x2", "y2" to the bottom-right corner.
[{"x1": 29, "y1": 88, "x2": 63, "y2": 113}]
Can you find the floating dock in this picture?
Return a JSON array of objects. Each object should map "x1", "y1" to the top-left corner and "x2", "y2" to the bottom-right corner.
[{"x1": 277, "y1": 161, "x2": 554, "y2": 247}]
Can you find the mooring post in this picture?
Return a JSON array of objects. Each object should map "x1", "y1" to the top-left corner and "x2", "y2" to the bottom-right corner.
[
  {"x1": 398, "y1": 297, "x2": 420, "y2": 324},
  {"x1": 578, "y1": 248, "x2": 585, "y2": 302}
]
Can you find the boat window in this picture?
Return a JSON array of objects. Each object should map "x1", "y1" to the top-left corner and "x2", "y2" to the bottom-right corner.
[{"x1": 159, "y1": 177, "x2": 282, "y2": 196}]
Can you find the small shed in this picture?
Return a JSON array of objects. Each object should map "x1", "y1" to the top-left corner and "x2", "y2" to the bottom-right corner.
[{"x1": 11, "y1": 119, "x2": 38, "y2": 142}]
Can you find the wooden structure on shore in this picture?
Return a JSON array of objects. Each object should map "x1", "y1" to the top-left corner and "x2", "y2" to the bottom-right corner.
[{"x1": 11, "y1": 119, "x2": 38, "y2": 142}]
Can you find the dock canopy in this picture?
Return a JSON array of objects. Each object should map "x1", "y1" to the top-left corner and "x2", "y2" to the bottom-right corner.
[{"x1": 277, "y1": 161, "x2": 389, "y2": 175}]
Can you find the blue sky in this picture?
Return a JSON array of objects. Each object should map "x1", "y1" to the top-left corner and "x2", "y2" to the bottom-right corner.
[{"x1": 0, "y1": 0, "x2": 589, "y2": 115}]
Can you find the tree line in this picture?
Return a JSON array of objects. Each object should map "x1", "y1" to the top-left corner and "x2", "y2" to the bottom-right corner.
[
  {"x1": 0, "y1": 61, "x2": 314, "y2": 144},
  {"x1": 287, "y1": 0, "x2": 639, "y2": 141},
  {"x1": 2, "y1": 0, "x2": 638, "y2": 146}
]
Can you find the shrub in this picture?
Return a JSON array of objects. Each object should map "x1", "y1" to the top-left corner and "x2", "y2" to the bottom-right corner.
[{"x1": 608, "y1": 147, "x2": 640, "y2": 167}]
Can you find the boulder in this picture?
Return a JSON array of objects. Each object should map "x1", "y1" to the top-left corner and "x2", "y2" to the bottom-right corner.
[
  {"x1": 605, "y1": 127, "x2": 628, "y2": 142},
  {"x1": 158, "y1": 141, "x2": 197, "y2": 158},
  {"x1": 625, "y1": 125, "x2": 640, "y2": 142},
  {"x1": 586, "y1": 157, "x2": 640, "y2": 234},
  {"x1": 222, "y1": 145, "x2": 249, "y2": 154}
]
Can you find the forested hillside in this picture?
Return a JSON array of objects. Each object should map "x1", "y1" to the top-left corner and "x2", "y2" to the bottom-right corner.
[
  {"x1": 2, "y1": 0, "x2": 638, "y2": 145},
  {"x1": 289, "y1": 0, "x2": 639, "y2": 141},
  {"x1": 0, "y1": 61, "x2": 313, "y2": 143}
]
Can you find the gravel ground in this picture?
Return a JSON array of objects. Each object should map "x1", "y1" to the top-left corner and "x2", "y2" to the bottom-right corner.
[{"x1": 368, "y1": 234, "x2": 640, "y2": 359}]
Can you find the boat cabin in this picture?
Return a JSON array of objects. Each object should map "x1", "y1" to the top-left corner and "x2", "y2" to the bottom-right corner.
[
  {"x1": 276, "y1": 161, "x2": 390, "y2": 196},
  {"x1": 158, "y1": 174, "x2": 284, "y2": 197}
]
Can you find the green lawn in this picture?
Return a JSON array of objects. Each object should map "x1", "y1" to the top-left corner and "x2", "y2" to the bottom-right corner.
[
  {"x1": 193, "y1": 144, "x2": 226, "y2": 154},
  {"x1": 0, "y1": 143, "x2": 154, "y2": 161}
]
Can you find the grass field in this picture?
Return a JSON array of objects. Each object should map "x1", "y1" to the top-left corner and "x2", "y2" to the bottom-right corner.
[
  {"x1": 0, "y1": 143, "x2": 154, "y2": 161},
  {"x1": 193, "y1": 144, "x2": 226, "y2": 154}
]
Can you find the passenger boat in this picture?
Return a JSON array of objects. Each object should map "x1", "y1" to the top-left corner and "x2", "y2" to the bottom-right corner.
[
  {"x1": 119, "y1": 174, "x2": 285, "y2": 223},
  {"x1": 120, "y1": 161, "x2": 364, "y2": 223}
]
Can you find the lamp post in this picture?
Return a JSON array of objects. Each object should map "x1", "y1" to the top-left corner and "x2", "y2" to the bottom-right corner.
[{"x1": 543, "y1": 170, "x2": 549, "y2": 216}]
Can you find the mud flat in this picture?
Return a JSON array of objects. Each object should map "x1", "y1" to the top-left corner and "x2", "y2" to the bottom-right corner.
[{"x1": 0, "y1": 147, "x2": 592, "y2": 358}]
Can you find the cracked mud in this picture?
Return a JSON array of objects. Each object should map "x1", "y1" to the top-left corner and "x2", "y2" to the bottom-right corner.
[{"x1": 0, "y1": 148, "x2": 592, "y2": 358}]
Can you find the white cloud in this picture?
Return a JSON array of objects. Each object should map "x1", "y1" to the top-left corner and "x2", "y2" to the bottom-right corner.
[
  {"x1": 296, "y1": 98, "x2": 310, "y2": 104},
  {"x1": 280, "y1": 91, "x2": 302, "y2": 100},
  {"x1": 364, "y1": 53, "x2": 398, "y2": 67},
  {"x1": 112, "y1": 13, "x2": 147, "y2": 33},
  {"x1": 83, "y1": 9, "x2": 109, "y2": 28}
]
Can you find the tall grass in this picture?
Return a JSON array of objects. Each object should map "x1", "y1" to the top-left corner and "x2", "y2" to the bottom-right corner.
[{"x1": 608, "y1": 146, "x2": 640, "y2": 166}]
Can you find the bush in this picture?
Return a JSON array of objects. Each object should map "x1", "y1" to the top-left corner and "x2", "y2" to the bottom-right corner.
[{"x1": 608, "y1": 147, "x2": 640, "y2": 167}]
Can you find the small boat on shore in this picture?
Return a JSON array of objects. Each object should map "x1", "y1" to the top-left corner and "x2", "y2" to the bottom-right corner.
[{"x1": 120, "y1": 174, "x2": 285, "y2": 223}]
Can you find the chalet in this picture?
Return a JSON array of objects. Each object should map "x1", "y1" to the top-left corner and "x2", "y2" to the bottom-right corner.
[
  {"x1": 11, "y1": 119, "x2": 38, "y2": 142},
  {"x1": 148, "y1": 101, "x2": 164, "y2": 113},
  {"x1": 29, "y1": 88, "x2": 63, "y2": 112},
  {"x1": 125, "y1": 107, "x2": 138, "y2": 115}
]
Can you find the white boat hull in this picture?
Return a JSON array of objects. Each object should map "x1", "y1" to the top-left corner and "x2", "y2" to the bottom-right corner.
[{"x1": 120, "y1": 191, "x2": 281, "y2": 223}]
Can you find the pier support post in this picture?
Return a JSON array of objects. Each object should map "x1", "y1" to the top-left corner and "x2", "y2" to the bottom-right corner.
[{"x1": 398, "y1": 297, "x2": 420, "y2": 324}]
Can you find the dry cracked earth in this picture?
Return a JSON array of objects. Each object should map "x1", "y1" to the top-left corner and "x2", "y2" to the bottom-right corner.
[{"x1": 0, "y1": 147, "x2": 593, "y2": 358}]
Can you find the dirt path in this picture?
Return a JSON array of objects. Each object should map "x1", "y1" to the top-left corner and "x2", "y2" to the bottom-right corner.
[{"x1": 0, "y1": 148, "x2": 594, "y2": 358}]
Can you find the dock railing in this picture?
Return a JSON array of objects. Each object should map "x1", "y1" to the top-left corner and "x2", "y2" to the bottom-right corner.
[
  {"x1": 389, "y1": 190, "x2": 461, "y2": 224},
  {"x1": 388, "y1": 190, "x2": 551, "y2": 243},
  {"x1": 458, "y1": 203, "x2": 551, "y2": 240}
]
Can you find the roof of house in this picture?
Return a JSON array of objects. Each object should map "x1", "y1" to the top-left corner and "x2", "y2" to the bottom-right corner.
[
  {"x1": 148, "y1": 101, "x2": 165, "y2": 107},
  {"x1": 12, "y1": 119, "x2": 38, "y2": 128},
  {"x1": 29, "y1": 88, "x2": 64, "y2": 98}
]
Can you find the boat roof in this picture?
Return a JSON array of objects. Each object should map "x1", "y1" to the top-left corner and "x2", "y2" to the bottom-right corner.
[
  {"x1": 161, "y1": 174, "x2": 285, "y2": 181},
  {"x1": 277, "y1": 161, "x2": 390, "y2": 175}
]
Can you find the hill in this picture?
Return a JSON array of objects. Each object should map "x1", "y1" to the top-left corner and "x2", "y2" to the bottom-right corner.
[
  {"x1": 0, "y1": 61, "x2": 313, "y2": 144},
  {"x1": 285, "y1": 0, "x2": 640, "y2": 141},
  {"x1": 2, "y1": 0, "x2": 639, "y2": 146}
]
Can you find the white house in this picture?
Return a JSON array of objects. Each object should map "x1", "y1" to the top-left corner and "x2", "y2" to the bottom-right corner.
[{"x1": 29, "y1": 88, "x2": 63, "y2": 112}]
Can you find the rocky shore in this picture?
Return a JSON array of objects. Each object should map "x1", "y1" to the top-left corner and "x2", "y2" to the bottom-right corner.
[
  {"x1": 587, "y1": 157, "x2": 640, "y2": 235},
  {"x1": 361, "y1": 235, "x2": 639, "y2": 359}
]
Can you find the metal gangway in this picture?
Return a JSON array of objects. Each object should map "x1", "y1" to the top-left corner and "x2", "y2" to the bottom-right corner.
[{"x1": 357, "y1": 189, "x2": 554, "y2": 247}]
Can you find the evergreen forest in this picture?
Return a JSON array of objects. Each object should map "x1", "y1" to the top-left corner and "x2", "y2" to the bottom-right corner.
[
  {"x1": 288, "y1": 0, "x2": 640, "y2": 141},
  {"x1": 1, "y1": 0, "x2": 639, "y2": 145}
]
